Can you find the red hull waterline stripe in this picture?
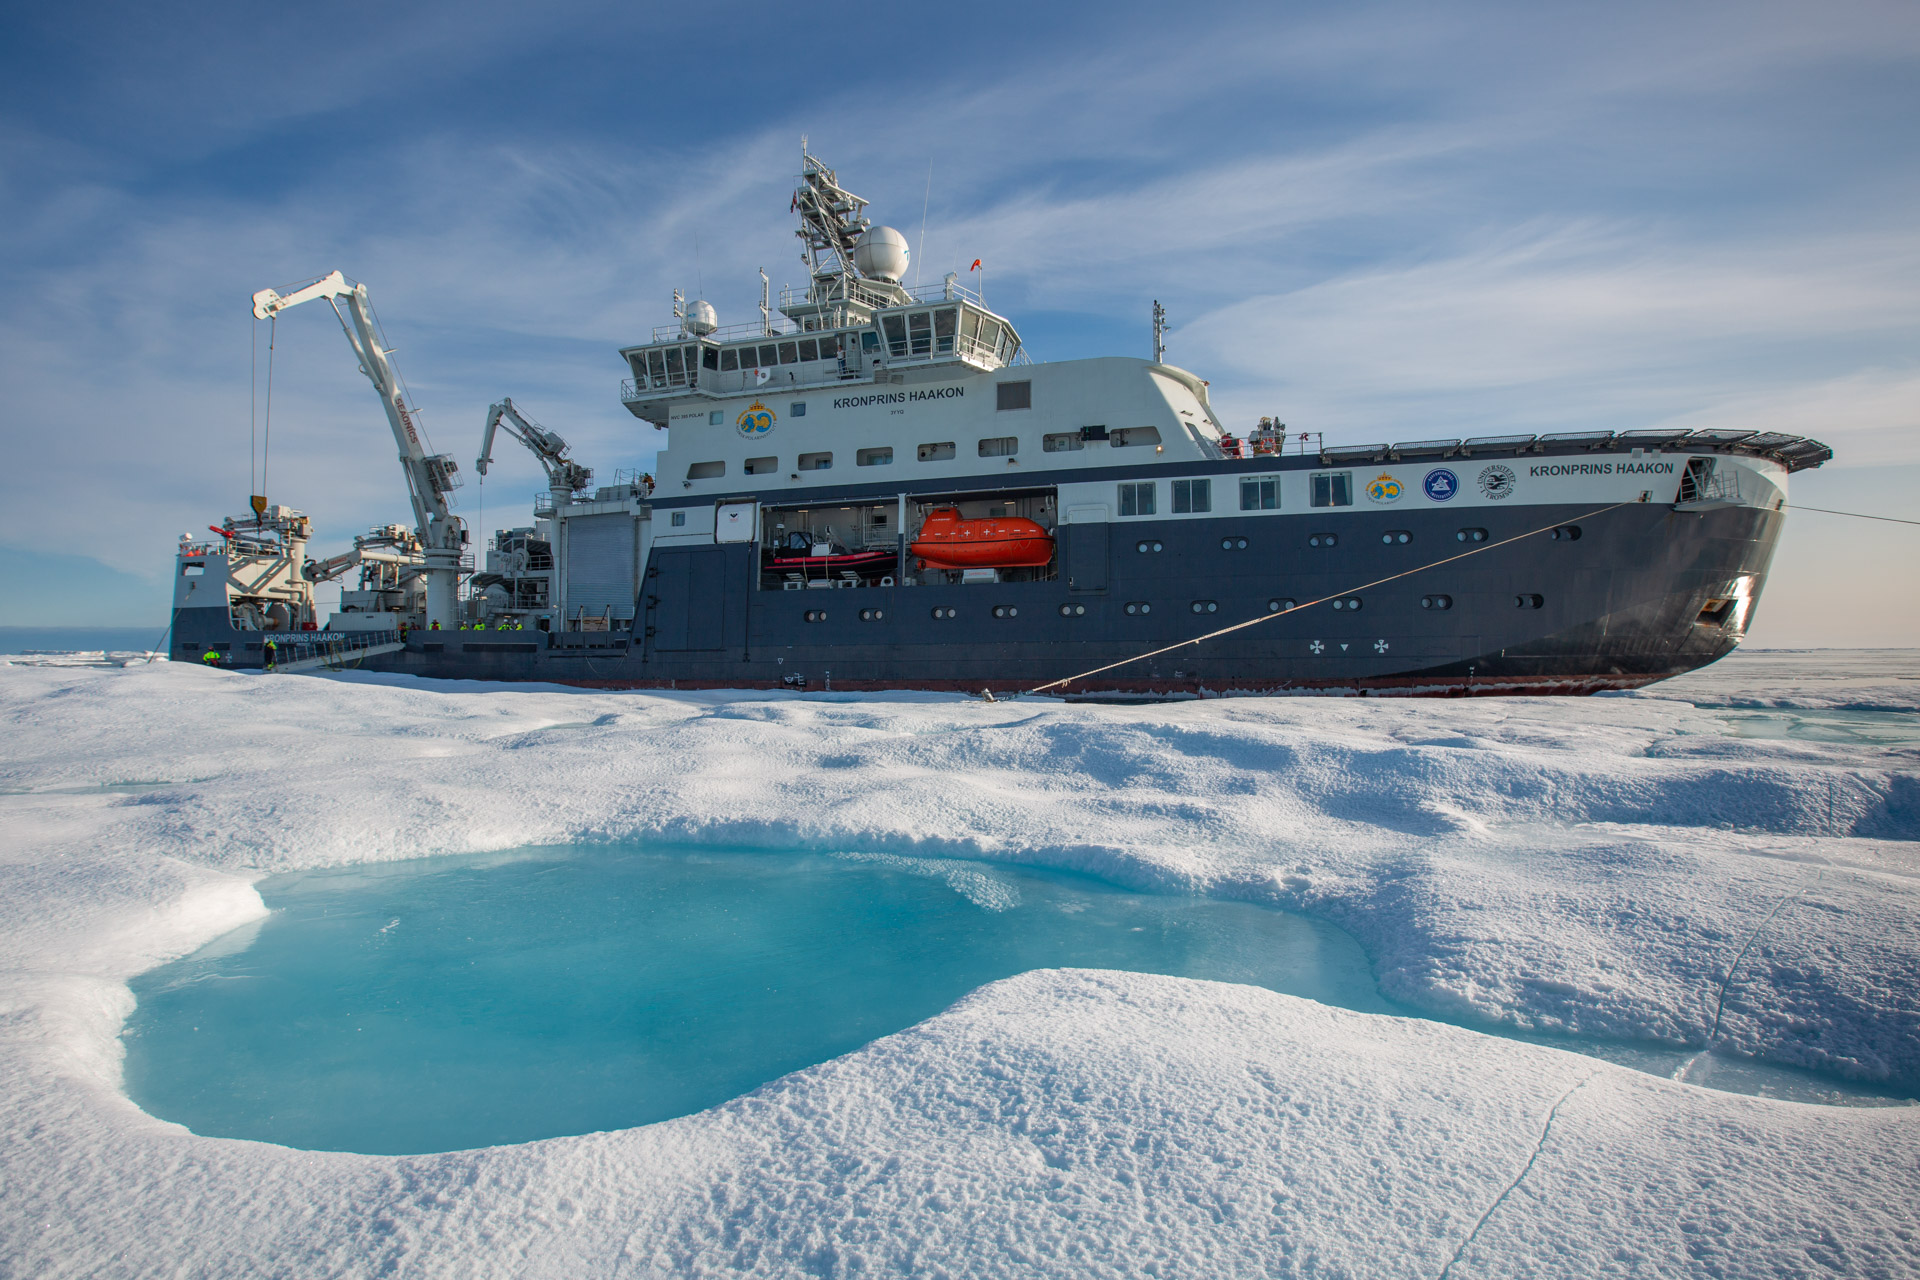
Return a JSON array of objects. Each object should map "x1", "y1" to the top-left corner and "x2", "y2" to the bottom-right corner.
[{"x1": 529, "y1": 673, "x2": 1666, "y2": 699}]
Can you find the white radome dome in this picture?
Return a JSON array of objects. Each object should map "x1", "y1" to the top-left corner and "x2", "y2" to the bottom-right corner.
[
  {"x1": 684, "y1": 299, "x2": 718, "y2": 336},
  {"x1": 853, "y1": 226, "x2": 910, "y2": 283}
]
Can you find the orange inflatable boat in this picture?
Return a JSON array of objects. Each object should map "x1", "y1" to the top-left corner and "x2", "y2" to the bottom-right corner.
[{"x1": 909, "y1": 507, "x2": 1055, "y2": 570}]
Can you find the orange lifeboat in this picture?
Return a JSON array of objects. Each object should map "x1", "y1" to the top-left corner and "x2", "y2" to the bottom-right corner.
[{"x1": 909, "y1": 507, "x2": 1055, "y2": 570}]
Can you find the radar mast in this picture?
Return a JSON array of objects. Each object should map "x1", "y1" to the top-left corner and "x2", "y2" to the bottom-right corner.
[{"x1": 793, "y1": 140, "x2": 871, "y2": 298}]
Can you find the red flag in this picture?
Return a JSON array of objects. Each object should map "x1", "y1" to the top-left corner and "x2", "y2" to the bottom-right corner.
[{"x1": 969, "y1": 259, "x2": 982, "y2": 271}]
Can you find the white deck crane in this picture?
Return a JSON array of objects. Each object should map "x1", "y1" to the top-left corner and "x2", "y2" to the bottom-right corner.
[
  {"x1": 476, "y1": 397, "x2": 592, "y2": 515},
  {"x1": 250, "y1": 271, "x2": 465, "y2": 630}
]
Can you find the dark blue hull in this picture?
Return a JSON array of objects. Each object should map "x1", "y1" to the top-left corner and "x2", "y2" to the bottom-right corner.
[{"x1": 166, "y1": 497, "x2": 1778, "y2": 697}]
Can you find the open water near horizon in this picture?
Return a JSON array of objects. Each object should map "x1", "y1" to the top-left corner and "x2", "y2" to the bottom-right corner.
[{"x1": 123, "y1": 843, "x2": 1914, "y2": 1156}]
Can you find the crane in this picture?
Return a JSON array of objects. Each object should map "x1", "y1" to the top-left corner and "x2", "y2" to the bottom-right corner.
[
  {"x1": 250, "y1": 271, "x2": 465, "y2": 629},
  {"x1": 476, "y1": 397, "x2": 592, "y2": 515}
]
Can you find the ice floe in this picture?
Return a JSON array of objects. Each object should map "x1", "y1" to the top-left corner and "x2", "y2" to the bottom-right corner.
[{"x1": 0, "y1": 649, "x2": 1915, "y2": 1276}]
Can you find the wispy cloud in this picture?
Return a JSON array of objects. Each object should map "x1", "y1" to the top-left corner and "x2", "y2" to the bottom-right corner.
[{"x1": 0, "y1": 0, "x2": 1915, "y2": 606}]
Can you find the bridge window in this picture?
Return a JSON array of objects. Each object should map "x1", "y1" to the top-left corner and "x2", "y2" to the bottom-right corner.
[
  {"x1": 817, "y1": 334, "x2": 840, "y2": 359},
  {"x1": 702, "y1": 347, "x2": 719, "y2": 370},
  {"x1": 882, "y1": 314, "x2": 908, "y2": 357},
  {"x1": 777, "y1": 341, "x2": 799, "y2": 364},
  {"x1": 1172, "y1": 478, "x2": 1211, "y2": 513},
  {"x1": 798, "y1": 338, "x2": 818, "y2": 361},
  {"x1": 979, "y1": 436, "x2": 1018, "y2": 457},
  {"x1": 934, "y1": 308, "x2": 957, "y2": 354},
  {"x1": 759, "y1": 344, "x2": 777, "y2": 367},
  {"x1": 1311, "y1": 472, "x2": 1353, "y2": 507},
  {"x1": 719, "y1": 348, "x2": 739, "y2": 371},
  {"x1": 908, "y1": 311, "x2": 932, "y2": 355},
  {"x1": 1118, "y1": 481, "x2": 1156, "y2": 517},
  {"x1": 997, "y1": 381, "x2": 1032, "y2": 411}
]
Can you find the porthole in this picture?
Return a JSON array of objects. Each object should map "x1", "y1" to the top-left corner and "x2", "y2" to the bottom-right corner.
[
  {"x1": 1515, "y1": 593, "x2": 1545, "y2": 610},
  {"x1": 931, "y1": 606, "x2": 958, "y2": 619},
  {"x1": 993, "y1": 605, "x2": 1019, "y2": 619},
  {"x1": 1191, "y1": 600, "x2": 1219, "y2": 614},
  {"x1": 804, "y1": 610, "x2": 827, "y2": 623},
  {"x1": 859, "y1": 608, "x2": 885, "y2": 621},
  {"x1": 1457, "y1": 528, "x2": 1489, "y2": 543},
  {"x1": 1382, "y1": 530, "x2": 1411, "y2": 545},
  {"x1": 1220, "y1": 536, "x2": 1249, "y2": 551},
  {"x1": 1550, "y1": 525, "x2": 1582, "y2": 541},
  {"x1": 1136, "y1": 540, "x2": 1165, "y2": 553},
  {"x1": 1267, "y1": 597, "x2": 1296, "y2": 613},
  {"x1": 1124, "y1": 601, "x2": 1153, "y2": 616},
  {"x1": 1330, "y1": 596, "x2": 1363, "y2": 612},
  {"x1": 1058, "y1": 603, "x2": 1087, "y2": 617},
  {"x1": 1308, "y1": 532, "x2": 1338, "y2": 548},
  {"x1": 1420, "y1": 595, "x2": 1453, "y2": 611}
]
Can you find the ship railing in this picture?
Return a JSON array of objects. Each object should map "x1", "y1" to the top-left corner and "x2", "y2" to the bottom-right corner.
[
  {"x1": 1213, "y1": 431, "x2": 1325, "y2": 460},
  {"x1": 779, "y1": 277, "x2": 985, "y2": 313},
  {"x1": 266, "y1": 627, "x2": 404, "y2": 668},
  {"x1": 645, "y1": 317, "x2": 800, "y2": 345}
]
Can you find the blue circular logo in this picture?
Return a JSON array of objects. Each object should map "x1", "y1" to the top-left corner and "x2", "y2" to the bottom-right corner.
[{"x1": 1423, "y1": 468, "x2": 1459, "y2": 502}]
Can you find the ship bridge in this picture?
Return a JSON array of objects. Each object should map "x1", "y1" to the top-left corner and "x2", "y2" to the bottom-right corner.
[
  {"x1": 620, "y1": 143, "x2": 1022, "y2": 427},
  {"x1": 619, "y1": 278, "x2": 1022, "y2": 427}
]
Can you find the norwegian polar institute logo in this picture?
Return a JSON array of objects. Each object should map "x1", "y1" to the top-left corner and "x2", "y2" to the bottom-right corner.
[
  {"x1": 1477, "y1": 463, "x2": 1518, "y2": 500},
  {"x1": 736, "y1": 400, "x2": 776, "y2": 438},
  {"x1": 1365, "y1": 472, "x2": 1404, "y2": 504},
  {"x1": 1423, "y1": 468, "x2": 1459, "y2": 502}
]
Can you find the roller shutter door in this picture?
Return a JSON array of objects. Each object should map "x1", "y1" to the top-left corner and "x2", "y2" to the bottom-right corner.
[{"x1": 566, "y1": 514, "x2": 638, "y2": 619}]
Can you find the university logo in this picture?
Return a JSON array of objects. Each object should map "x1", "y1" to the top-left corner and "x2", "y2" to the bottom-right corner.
[
  {"x1": 736, "y1": 400, "x2": 776, "y2": 438},
  {"x1": 1477, "y1": 464, "x2": 1518, "y2": 501},
  {"x1": 1423, "y1": 468, "x2": 1459, "y2": 502},
  {"x1": 1365, "y1": 472, "x2": 1404, "y2": 504}
]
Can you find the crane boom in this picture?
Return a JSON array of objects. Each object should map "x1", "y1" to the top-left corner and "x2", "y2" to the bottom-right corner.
[
  {"x1": 477, "y1": 398, "x2": 592, "y2": 510},
  {"x1": 250, "y1": 271, "x2": 465, "y2": 628}
]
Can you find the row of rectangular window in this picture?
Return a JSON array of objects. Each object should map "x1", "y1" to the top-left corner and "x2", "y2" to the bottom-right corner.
[
  {"x1": 716, "y1": 336, "x2": 844, "y2": 373},
  {"x1": 645, "y1": 326, "x2": 1025, "y2": 387},
  {"x1": 1119, "y1": 478, "x2": 1283, "y2": 516},
  {"x1": 691, "y1": 437, "x2": 1027, "y2": 479}
]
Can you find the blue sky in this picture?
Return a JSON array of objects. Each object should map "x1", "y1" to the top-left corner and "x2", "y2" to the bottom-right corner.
[{"x1": 2, "y1": 1, "x2": 1915, "y2": 642}]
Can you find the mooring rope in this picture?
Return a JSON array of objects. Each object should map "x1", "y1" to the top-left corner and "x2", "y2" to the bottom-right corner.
[
  {"x1": 1784, "y1": 503, "x2": 1920, "y2": 527},
  {"x1": 1026, "y1": 498, "x2": 1642, "y2": 696}
]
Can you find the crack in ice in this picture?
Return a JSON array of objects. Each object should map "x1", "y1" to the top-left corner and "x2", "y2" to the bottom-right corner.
[{"x1": 1437, "y1": 1073, "x2": 1595, "y2": 1280}]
